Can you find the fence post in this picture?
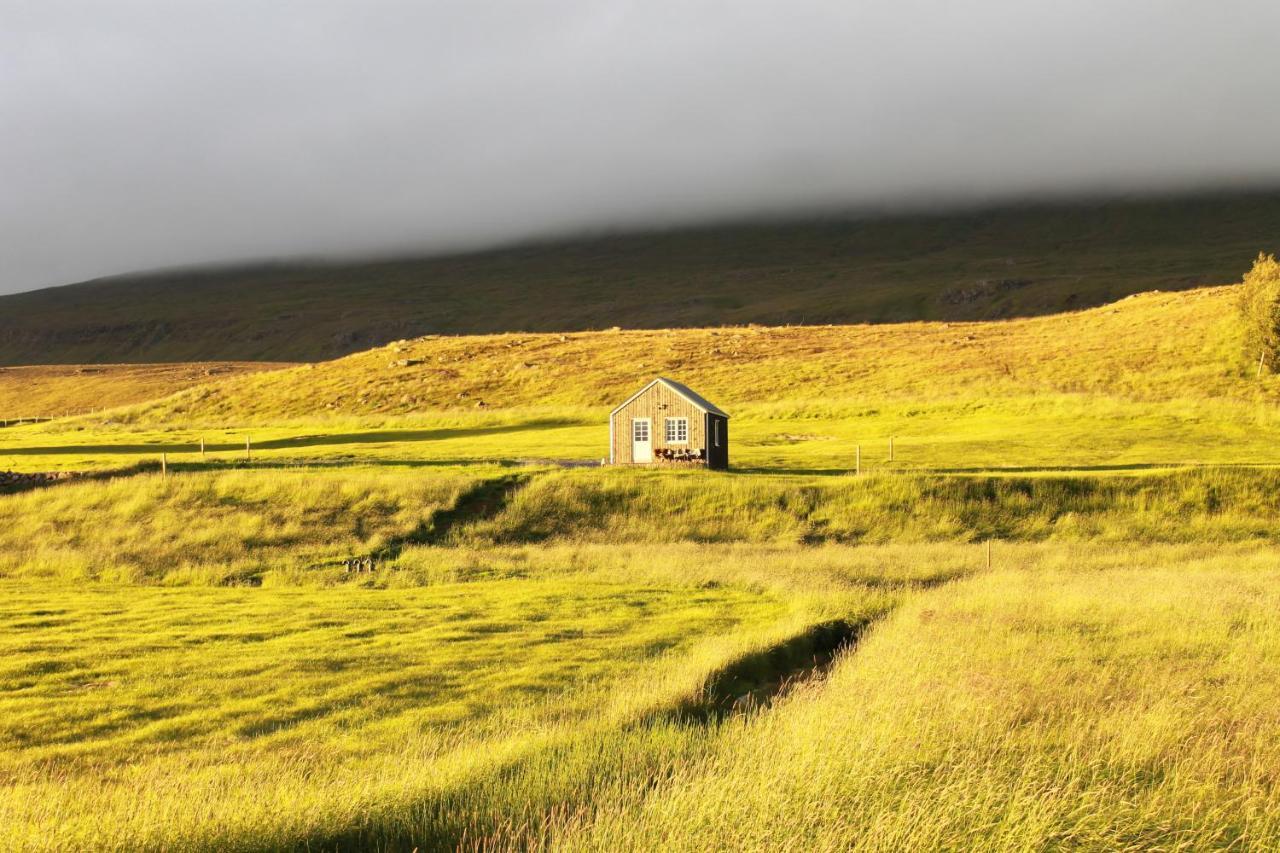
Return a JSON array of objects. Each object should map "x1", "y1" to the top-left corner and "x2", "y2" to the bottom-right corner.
[
  {"x1": 161, "y1": 453, "x2": 168, "y2": 479},
  {"x1": 889, "y1": 436, "x2": 895, "y2": 462},
  {"x1": 986, "y1": 539, "x2": 992, "y2": 570},
  {"x1": 855, "y1": 444, "x2": 861, "y2": 476},
  {"x1": 1259, "y1": 352, "x2": 1268, "y2": 379},
  {"x1": 245, "y1": 436, "x2": 251, "y2": 462},
  {"x1": 200, "y1": 437, "x2": 206, "y2": 460}
]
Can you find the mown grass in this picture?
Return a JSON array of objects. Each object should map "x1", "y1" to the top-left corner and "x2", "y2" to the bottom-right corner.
[
  {"x1": 0, "y1": 547, "x2": 895, "y2": 852},
  {"x1": 6, "y1": 393, "x2": 1280, "y2": 476}
]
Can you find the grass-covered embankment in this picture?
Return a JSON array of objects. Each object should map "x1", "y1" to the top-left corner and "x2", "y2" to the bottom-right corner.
[
  {"x1": 449, "y1": 466, "x2": 1280, "y2": 546},
  {"x1": 7, "y1": 465, "x2": 1280, "y2": 586}
]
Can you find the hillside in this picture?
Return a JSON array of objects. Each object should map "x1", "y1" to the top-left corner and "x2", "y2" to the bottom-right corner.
[
  {"x1": 0, "y1": 362, "x2": 293, "y2": 418},
  {"x1": 3, "y1": 191, "x2": 1279, "y2": 365},
  {"x1": 137, "y1": 285, "x2": 1255, "y2": 422}
]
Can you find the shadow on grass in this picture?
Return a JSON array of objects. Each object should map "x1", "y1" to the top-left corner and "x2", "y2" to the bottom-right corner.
[{"x1": 662, "y1": 618, "x2": 872, "y2": 725}]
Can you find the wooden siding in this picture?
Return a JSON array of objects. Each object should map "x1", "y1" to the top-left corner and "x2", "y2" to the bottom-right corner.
[{"x1": 611, "y1": 382, "x2": 708, "y2": 465}]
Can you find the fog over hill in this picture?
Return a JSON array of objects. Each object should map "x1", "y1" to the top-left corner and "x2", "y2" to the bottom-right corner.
[{"x1": 3, "y1": 1, "x2": 1280, "y2": 296}]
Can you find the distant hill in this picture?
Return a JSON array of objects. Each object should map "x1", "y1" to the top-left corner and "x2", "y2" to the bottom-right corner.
[{"x1": 2, "y1": 191, "x2": 1278, "y2": 365}]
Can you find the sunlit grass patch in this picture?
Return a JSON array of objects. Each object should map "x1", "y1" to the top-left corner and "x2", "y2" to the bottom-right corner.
[
  {"x1": 0, "y1": 571, "x2": 803, "y2": 851},
  {"x1": 554, "y1": 546, "x2": 1280, "y2": 850},
  {"x1": 0, "y1": 467, "x2": 495, "y2": 583}
]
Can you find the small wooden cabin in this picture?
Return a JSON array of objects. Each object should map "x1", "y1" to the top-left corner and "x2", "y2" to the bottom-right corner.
[{"x1": 609, "y1": 378, "x2": 729, "y2": 469}]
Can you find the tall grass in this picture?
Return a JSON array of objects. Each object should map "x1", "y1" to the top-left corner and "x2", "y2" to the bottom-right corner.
[
  {"x1": 455, "y1": 466, "x2": 1280, "y2": 546},
  {"x1": 8, "y1": 466, "x2": 1280, "y2": 589},
  {"x1": 553, "y1": 547, "x2": 1280, "y2": 850},
  {"x1": 0, "y1": 467, "x2": 491, "y2": 583},
  {"x1": 5, "y1": 545, "x2": 1276, "y2": 849}
]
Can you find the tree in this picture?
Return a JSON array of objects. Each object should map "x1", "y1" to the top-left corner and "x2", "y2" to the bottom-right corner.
[{"x1": 1239, "y1": 253, "x2": 1280, "y2": 374}]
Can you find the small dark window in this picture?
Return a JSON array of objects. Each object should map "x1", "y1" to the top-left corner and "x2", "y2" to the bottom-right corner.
[{"x1": 714, "y1": 420, "x2": 721, "y2": 447}]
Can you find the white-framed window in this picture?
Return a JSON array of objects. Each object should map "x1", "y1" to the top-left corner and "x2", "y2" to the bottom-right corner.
[
  {"x1": 632, "y1": 419, "x2": 650, "y2": 442},
  {"x1": 665, "y1": 417, "x2": 688, "y2": 444},
  {"x1": 714, "y1": 419, "x2": 721, "y2": 447}
]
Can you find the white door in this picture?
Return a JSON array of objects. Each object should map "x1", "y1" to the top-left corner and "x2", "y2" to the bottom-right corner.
[{"x1": 631, "y1": 418, "x2": 652, "y2": 463}]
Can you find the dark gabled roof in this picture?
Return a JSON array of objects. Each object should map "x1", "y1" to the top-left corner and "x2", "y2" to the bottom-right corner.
[{"x1": 610, "y1": 377, "x2": 730, "y2": 418}]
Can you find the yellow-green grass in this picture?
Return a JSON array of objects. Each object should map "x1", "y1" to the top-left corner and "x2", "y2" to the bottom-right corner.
[
  {"x1": 6, "y1": 393, "x2": 1280, "y2": 476},
  {"x1": 0, "y1": 467, "x2": 496, "y2": 584},
  {"x1": 5, "y1": 544, "x2": 1279, "y2": 849},
  {"x1": 3, "y1": 270, "x2": 1279, "y2": 852},
  {"x1": 0, "y1": 362, "x2": 292, "y2": 418},
  {"x1": 7, "y1": 465, "x2": 1280, "y2": 599},
  {"x1": 0, "y1": 546, "x2": 900, "y2": 852},
  {"x1": 445, "y1": 466, "x2": 1280, "y2": 546},
  {"x1": 554, "y1": 546, "x2": 1280, "y2": 850}
]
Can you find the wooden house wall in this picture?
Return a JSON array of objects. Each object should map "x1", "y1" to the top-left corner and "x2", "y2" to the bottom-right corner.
[{"x1": 611, "y1": 384, "x2": 707, "y2": 464}]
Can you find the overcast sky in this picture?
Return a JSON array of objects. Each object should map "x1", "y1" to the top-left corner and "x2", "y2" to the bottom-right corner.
[{"x1": 2, "y1": 1, "x2": 1279, "y2": 295}]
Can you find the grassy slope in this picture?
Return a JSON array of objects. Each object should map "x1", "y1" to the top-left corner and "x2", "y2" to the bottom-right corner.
[
  {"x1": 2, "y1": 191, "x2": 1278, "y2": 364},
  {"x1": 8, "y1": 465, "x2": 1280, "y2": 588},
  {"x1": 139, "y1": 284, "x2": 1255, "y2": 419},
  {"x1": 0, "y1": 362, "x2": 292, "y2": 418}
]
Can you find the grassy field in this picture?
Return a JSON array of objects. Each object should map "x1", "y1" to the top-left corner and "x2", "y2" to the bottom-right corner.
[
  {"x1": 4, "y1": 539, "x2": 1277, "y2": 849},
  {"x1": 0, "y1": 567, "x2": 798, "y2": 851},
  {"x1": 2, "y1": 190, "x2": 1278, "y2": 364},
  {"x1": 4, "y1": 261, "x2": 1280, "y2": 848}
]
